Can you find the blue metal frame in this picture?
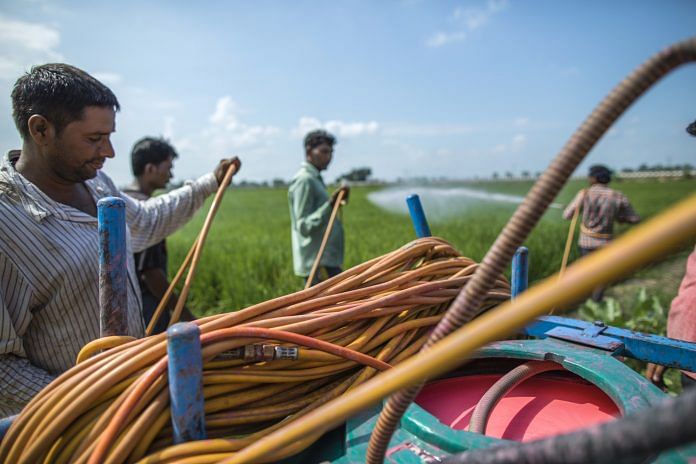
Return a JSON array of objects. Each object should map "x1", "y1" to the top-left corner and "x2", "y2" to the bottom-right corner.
[
  {"x1": 511, "y1": 246, "x2": 528, "y2": 299},
  {"x1": 524, "y1": 316, "x2": 696, "y2": 371},
  {"x1": 167, "y1": 322, "x2": 206, "y2": 444},
  {"x1": 97, "y1": 197, "x2": 128, "y2": 337},
  {"x1": 406, "y1": 194, "x2": 432, "y2": 238}
]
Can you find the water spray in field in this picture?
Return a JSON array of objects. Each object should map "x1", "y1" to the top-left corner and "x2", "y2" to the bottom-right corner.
[{"x1": 368, "y1": 186, "x2": 563, "y2": 220}]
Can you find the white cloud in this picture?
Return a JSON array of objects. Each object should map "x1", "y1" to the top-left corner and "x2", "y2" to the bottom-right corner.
[
  {"x1": 512, "y1": 133, "x2": 526, "y2": 146},
  {"x1": 426, "y1": 31, "x2": 466, "y2": 48},
  {"x1": 92, "y1": 72, "x2": 123, "y2": 86},
  {"x1": 514, "y1": 117, "x2": 529, "y2": 127},
  {"x1": 294, "y1": 116, "x2": 379, "y2": 138},
  {"x1": 0, "y1": 15, "x2": 63, "y2": 80},
  {"x1": 427, "y1": 0, "x2": 508, "y2": 48},
  {"x1": 490, "y1": 132, "x2": 526, "y2": 154},
  {"x1": 206, "y1": 96, "x2": 280, "y2": 149}
]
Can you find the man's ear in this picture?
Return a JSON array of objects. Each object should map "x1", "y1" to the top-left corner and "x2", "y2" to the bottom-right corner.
[
  {"x1": 144, "y1": 163, "x2": 157, "y2": 176},
  {"x1": 27, "y1": 115, "x2": 55, "y2": 146}
]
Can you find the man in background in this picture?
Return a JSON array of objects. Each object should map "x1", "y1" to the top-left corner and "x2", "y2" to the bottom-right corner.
[
  {"x1": 123, "y1": 137, "x2": 195, "y2": 334},
  {"x1": 288, "y1": 130, "x2": 349, "y2": 286},
  {"x1": 563, "y1": 164, "x2": 640, "y2": 301}
]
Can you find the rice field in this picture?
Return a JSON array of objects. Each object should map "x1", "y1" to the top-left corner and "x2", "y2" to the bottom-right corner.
[{"x1": 167, "y1": 177, "x2": 696, "y2": 317}]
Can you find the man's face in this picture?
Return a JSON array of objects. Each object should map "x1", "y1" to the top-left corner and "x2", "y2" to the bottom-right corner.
[
  {"x1": 47, "y1": 106, "x2": 116, "y2": 183},
  {"x1": 149, "y1": 157, "x2": 174, "y2": 190},
  {"x1": 307, "y1": 143, "x2": 333, "y2": 171}
]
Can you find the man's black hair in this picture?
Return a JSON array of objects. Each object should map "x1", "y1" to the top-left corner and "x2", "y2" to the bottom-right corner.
[
  {"x1": 304, "y1": 129, "x2": 336, "y2": 152},
  {"x1": 687, "y1": 120, "x2": 696, "y2": 137},
  {"x1": 588, "y1": 164, "x2": 612, "y2": 184},
  {"x1": 131, "y1": 137, "x2": 178, "y2": 176},
  {"x1": 11, "y1": 63, "x2": 120, "y2": 139}
]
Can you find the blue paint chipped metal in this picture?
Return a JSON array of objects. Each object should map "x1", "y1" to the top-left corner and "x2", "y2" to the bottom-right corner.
[
  {"x1": 167, "y1": 322, "x2": 206, "y2": 444},
  {"x1": 97, "y1": 197, "x2": 128, "y2": 337},
  {"x1": 525, "y1": 315, "x2": 696, "y2": 372},
  {"x1": 406, "y1": 194, "x2": 432, "y2": 238},
  {"x1": 511, "y1": 246, "x2": 529, "y2": 299}
]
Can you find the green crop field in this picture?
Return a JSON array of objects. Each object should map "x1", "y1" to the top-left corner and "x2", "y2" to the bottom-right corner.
[{"x1": 168, "y1": 177, "x2": 696, "y2": 318}]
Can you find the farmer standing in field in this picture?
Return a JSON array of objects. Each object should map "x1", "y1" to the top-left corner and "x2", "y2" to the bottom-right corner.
[
  {"x1": 123, "y1": 137, "x2": 196, "y2": 334},
  {"x1": 288, "y1": 130, "x2": 349, "y2": 286},
  {"x1": 563, "y1": 164, "x2": 640, "y2": 301},
  {"x1": 0, "y1": 63, "x2": 241, "y2": 416}
]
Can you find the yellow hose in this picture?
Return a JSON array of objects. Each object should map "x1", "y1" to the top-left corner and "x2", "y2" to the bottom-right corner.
[
  {"x1": 1, "y1": 237, "x2": 510, "y2": 464},
  {"x1": 76, "y1": 336, "x2": 136, "y2": 364}
]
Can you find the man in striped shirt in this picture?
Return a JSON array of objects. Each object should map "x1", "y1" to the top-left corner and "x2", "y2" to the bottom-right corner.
[
  {"x1": 563, "y1": 165, "x2": 640, "y2": 301},
  {"x1": 0, "y1": 64, "x2": 241, "y2": 416}
]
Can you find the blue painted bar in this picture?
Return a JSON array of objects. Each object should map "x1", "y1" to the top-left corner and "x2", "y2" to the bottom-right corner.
[
  {"x1": 0, "y1": 414, "x2": 17, "y2": 443},
  {"x1": 167, "y1": 322, "x2": 206, "y2": 444},
  {"x1": 97, "y1": 197, "x2": 128, "y2": 337},
  {"x1": 511, "y1": 246, "x2": 529, "y2": 299},
  {"x1": 524, "y1": 315, "x2": 696, "y2": 372},
  {"x1": 406, "y1": 194, "x2": 432, "y2": 238}
]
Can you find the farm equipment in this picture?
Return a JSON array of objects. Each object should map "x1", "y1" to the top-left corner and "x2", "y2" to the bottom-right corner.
[{"x1": 1, "y1": 37, "x2": 696, "y2": 464}]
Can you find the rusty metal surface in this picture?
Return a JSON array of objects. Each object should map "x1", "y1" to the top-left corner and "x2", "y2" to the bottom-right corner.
[{"x1": 97, "y1": 197, "x2": 128, "y2": 337}]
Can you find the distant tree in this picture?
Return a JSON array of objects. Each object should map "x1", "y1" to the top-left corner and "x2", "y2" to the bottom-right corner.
[
  {"x1": 638, "y1": 163, "x2": 649, "y2": 172},
  {"x1": 337, "y1": 167, "x2": 372, "y2": 183},
  {"x1": 621, "y1": 167, "x2": 634, "y2": 173},
  {"x1": 492, "y1": 172, "x2": 499, "y2": 180},
  {"x1": 505, "y1": 171, "x2": 514, "y2": 179},
  {"x1": 521, "y1": 170, "x2": 530, "y2": 179},
  {"x1": 272, "y1": 178, "x2": 287, "y2": 188}
]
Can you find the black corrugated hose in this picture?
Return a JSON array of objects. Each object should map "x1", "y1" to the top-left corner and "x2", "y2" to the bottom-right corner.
[{"x1": 443, "y1": 387, "x2": 696, "y2": 464}]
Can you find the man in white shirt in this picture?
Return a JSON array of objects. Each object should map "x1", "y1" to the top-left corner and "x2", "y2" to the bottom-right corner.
[{"x1": 0, "y1": 63, "x2": 241, "y2": 415}]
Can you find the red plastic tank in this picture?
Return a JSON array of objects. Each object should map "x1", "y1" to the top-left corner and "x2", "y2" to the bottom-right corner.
[{"x1": 415, "y1": 372, "x2": 620, "y2": 442}]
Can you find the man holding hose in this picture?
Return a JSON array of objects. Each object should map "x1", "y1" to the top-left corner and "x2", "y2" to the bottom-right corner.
[
  {"x1": 563, "y1": 164, "x2": 640, "y2": 301},
  {"x1": 288, "y1": 130, "x2": 349, "y2": 286},
  {"x1": 0, "y1": 63, "x2": 241, "y2": 416}
]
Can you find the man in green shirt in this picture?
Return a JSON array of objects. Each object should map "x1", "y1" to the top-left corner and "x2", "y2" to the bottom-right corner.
[{"x1": 288, "y1": 130, "x2": 349, "y2": 286}]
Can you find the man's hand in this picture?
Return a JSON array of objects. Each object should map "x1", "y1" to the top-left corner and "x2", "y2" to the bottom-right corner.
[
  {"x1": 646, "y1": 363, "x2": 666, "y2": 387},
  {"x1": 329, "y1": 186, "x2": 350, "y2": 207},
  {"x1": 214, "y1": 157, "x2": 242, "y2": 187}
]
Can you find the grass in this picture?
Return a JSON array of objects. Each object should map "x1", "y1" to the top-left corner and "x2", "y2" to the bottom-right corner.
[{"x1": 167, "y1": 177, "x2": 696, "y2": 319}]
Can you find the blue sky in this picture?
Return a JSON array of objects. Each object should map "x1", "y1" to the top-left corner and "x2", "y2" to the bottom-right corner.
[{"x1": 0, "y1": 0, "x2": 694, "y2": 186}]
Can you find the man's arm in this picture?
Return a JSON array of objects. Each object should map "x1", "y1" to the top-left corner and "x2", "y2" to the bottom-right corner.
[
  {"x1": 0, "y1": 292, "x2": 54, "y2": 417},
  {"x1": 103, "y1": 158, "x2": 240, "y2": 253},
  {"x1": 0, "y1": 355, "x2": 54, "y2": 416},
  {"x1": 292, "y1": 179, "x2": 332, "y2": 237},
  {"x1": 562, "y1": 190, "x2": 583, "y2": 220},
  {"x1": 617, "y1": 195, "x2": 640, "y2": 224}
]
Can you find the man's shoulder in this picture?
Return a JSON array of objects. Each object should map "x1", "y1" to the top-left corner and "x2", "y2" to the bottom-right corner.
[
  {"x1": 122, "y1": 188, "x2": 148, "y2": 201},
  {"x1": 289, "y1": 169, "x2": 318, "y2": 189},
  {"x1": 89, "y1": 171, "x2": 120, "y2": 197}
]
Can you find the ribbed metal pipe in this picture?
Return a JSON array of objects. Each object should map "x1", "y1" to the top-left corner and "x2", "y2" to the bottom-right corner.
[{"x1": 365, "y1": 36, "x2": 696, "y2": 464}]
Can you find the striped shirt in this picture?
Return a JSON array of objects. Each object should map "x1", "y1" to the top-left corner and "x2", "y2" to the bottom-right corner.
[
  {"x1": 562, "y1": 184, "x2": 640, "y2": 249},
  {"x1": 0, "y1": 150, "x2": 217, "y2": 416}
]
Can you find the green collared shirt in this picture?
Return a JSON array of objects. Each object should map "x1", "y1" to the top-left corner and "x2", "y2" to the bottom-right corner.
[{"x1": 288, "y1": 162, "x2": 344, "y2": 276}]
